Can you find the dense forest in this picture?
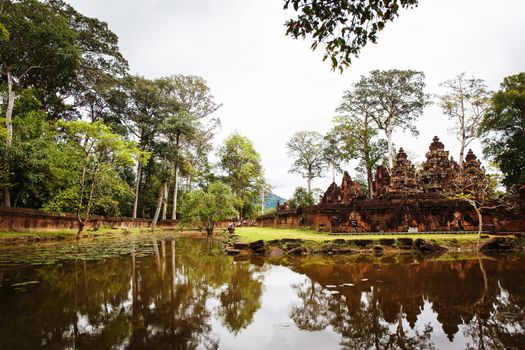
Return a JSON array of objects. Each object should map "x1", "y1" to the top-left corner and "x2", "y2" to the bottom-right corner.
[{"x1": 0, "y1": 0, "x2": 268, "y2": 231}]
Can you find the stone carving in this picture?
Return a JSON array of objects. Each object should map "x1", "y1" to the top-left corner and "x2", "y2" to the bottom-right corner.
[
  {"x1": 372, "y1": 165, "x2": 390, "y2": 198},
  {"x1": 321, "y1": 171, "x2": 364, "y2": 203},
  {"x1": 321, "y1": 182, "x2": 342, "y2": 203},
  {"x1": 340, "y1": 171, "x2": 364, "y2": 201},
  {"x1": 276, "y1": 201, "x2": 290, "y2": 211},
  {"x1": 419, "y1": 136, "x2": 459, "y2": 193},
  {"x1": 461, "y1": 149, "x2": 486, "y2": 190},
  {"x1": 321, "y1": 137, "x2": 497, "y2": 204},
  {"x1": 387, "y1": 148, "x2": 421, "y2": 196}
]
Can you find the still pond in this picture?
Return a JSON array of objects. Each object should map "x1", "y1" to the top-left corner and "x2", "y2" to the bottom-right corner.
[{"x1": 0, "y1": 233, "x2": 524, "y2": 349}]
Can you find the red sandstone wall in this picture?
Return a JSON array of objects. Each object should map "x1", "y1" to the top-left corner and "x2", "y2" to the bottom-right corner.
[
  {"x1": 257, "y1": 198, "x2": 525, "y2": 233},
  {"x1": 0, "y1": 207, "x2": 178, "y2": 231}
]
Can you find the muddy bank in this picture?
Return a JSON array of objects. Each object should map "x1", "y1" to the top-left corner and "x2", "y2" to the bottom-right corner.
[{"x1": 223, "y1": 235, "x2": 524, "y2": 257}]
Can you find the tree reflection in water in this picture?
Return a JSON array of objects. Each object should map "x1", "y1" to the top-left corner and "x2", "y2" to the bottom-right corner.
[
  {"x1": 0, "y1": 240, "x2": 524, "y2": 349},
  {"x1": 287, "y1": 253, "x2": 525, "y2": 349},
  {"x1": 0, "y1": 238, "x2": 266, "y2": 349}
]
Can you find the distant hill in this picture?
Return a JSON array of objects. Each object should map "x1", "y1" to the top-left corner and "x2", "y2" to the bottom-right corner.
[{"x1": 264, "y1": 193, "x2": 286, "y2": 210}]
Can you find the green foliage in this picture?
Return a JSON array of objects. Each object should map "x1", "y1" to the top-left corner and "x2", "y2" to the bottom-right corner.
[
  {"x1": 0, "y1": 0, "x2": 80, "y2": 98},
  {"x1": 159, "y1": 75, "x2": 222, "y2": 120},
  {"x1": 283, "y1": 0, "x2": 418, "y2": 71},
  {"x1": 329, "y1": 83, "x2": 388, "y2": 196},
  {"x1": 480, "y1": 72, "x2": 525, "y2": 189},
  {"x1": 287, "y1": 131, "x2": 328, "y2": 193},
  {"x1": 43, "y1": 120, "x2": 141, "y2": 219},
  {"x1": 0, "y1": 22, "x2": 9, "y2": 42},
  {"x1": 180, "y1": 181, "x2": 238, "y2": 230},
  {"x1": 354, "y1": 69, "x2": 428, "y2": 168},
  {"x1": 217, "y1": 133, "x2": 264, "y2": 218},
  {"x1": 288, "y1": 187, "x2": 318, "y2": 208}
]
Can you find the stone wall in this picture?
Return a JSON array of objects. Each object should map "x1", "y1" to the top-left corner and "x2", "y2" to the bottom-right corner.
[
  {"x1": 0, "y1": 207, "x2": 177, "y2": 231},
  {"x1": 257, "y1": 196, "x2": 525, "y2": 233}
]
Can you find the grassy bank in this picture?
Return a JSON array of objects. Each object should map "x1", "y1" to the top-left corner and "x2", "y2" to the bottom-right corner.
[
  {"x1": 0, "y1": 227, "x2": 160, "y2": 241},
  {"x1": 234, "y1": 227, "x2": 489, "y2": 243}
]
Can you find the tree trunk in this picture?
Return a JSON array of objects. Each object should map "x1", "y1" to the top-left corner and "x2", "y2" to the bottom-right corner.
[
  {"x1": 261, "y1": 189, "x2": 265, "y2": 215},
  {"x1": 459, "y1": 131, "x2": 466, "y2": 168},
  {"x1": 162, "y1": 182, "x2": 168, "y2": 221},
  {"x1": 171, "y1": 165, "x2": 179, "y2": 220},
  {"x1": 76, "y1": 220, "x2": 85, "y2": 240},
  {"x1": 386, "y1": 125, "x2": 394, "y2": 170},
  {"x1": 239, "y1": 204, "x2": 243, "y2": 221},
  {"x1": 307, "y1": 176, "x2": 312, "y2": 195},
  {"x1": 206, "y1": 220, "x2": 214, "y2": 236},
  {"x1": 151, "y1": 184, "x2": 165, "y2": 228},
  {"x1": 2, "y1": 71, "x2": 15, "y2": 207},
  {"x1": 132, "y1": 162, "x2": 142, "y2": 219},
  {"x1": 367, "y1": 166, "x2": 374, "y2": 198},
  {"x1": 475, "y1": 206, "x2": 483, "y2": 247}
]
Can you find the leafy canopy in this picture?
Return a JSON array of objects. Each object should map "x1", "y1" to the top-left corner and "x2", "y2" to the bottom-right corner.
[
  {"x1": 180, "y1": 181, "x2": 238, "y2": 230},
  {"x1": 287, "y1": 131, "x2": 328, "y2": 186},
  {"x1": 217, "y1": 133, "x2": 264, "y2": 212},
  {"x1": 43, "y1": 120, "x2": 142, "y2": 217},
  {"x1": 480, "y1": 72, "x2": 525, "y2": 188},
  {"x1": 284, "y1": 0, "x2": 419, "y2": 71}
]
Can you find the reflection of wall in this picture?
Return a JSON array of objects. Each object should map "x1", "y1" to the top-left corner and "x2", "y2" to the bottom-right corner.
[
  {"x1": 0, "y1": 207, "x2": 178, "y2": 231},
  {"x1": 288, "y1": 255, "x2": 525, "y2": 343},
  {"x1": 257, "y1": 197, "x2": 525, "y2": 232}
]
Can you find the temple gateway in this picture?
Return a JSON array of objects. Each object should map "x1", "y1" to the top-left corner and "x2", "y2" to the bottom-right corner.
[{"x1": 258, "y1": 137, "x2": 525, "y2": 233}]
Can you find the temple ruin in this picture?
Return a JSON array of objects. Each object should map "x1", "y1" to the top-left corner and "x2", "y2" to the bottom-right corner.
[{"x1": 259, "y1": 137, "x2": 525, "y2": 233}]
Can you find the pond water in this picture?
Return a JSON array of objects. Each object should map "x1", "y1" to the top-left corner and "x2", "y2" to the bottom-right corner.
[{"x1": 0, "y1": 236, "x2": 524, "y2": 349}]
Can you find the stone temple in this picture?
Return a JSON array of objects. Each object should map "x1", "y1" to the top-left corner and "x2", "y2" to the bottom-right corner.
[{"x1": 258, "y1": 137, "x2": 525, "y2": 233}]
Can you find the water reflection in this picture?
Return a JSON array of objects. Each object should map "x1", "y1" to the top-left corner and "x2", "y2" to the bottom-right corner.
[
  {"x1": 285, "y1": 254, "x2": 525, "y2": 349},
  {"x1": 0, "y1": 238, "x2": 524, "y2": 349}
]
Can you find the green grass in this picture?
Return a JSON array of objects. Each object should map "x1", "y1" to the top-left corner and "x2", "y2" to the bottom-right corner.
[
  {"x1": 0, "y1": 227, "x2": 157, "y2": 240},
  {"x1": 234, "y1": 226, "x2": 497, "y2": 243}
]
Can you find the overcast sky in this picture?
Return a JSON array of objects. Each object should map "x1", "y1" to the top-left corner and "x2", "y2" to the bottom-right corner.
[{"x1": 65, "y1": 0, "x2": 525, "y2": 198}]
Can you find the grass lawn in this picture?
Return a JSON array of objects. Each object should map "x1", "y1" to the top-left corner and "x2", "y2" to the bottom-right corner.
[{"x1": 235, "y1": 226, "x2": 491, "y2": 243}]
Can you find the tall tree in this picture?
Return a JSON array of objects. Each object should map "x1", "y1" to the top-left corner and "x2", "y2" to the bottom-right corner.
[
  {"x1": 259, "y1": 179, "x2": 273, "y2": 215},
  {"x1": 158, "y1": 75, "x2": 221, "y2": 220},
  {"x1": 287, "y1": 131, "x2": 328, "y2": 194},
  {"x1": 217, "y1": 133, "x2": 263, "y2": 220},
  {"x1": 43, "y1": 120, "x2": 141, "y2": 238},
  {"x1": 439, "y1": 73, "x2": 491, "y2": 166},
  {"x1": 322, "y1": 132, "x2": 344, "y2": 183},
  {"x1": 358, "y1": 69, "x2": 428, "y2": 169},
  {"x1": 0, "y1": 0, "x2": 80, "y2": 206},
  {"x1": 47, "y1": 0, "x2": 128, "y2": 121},
  {"x1": 284, "y1": 0, "x2": 418, "y2": 71},
  {"x1": 121, "y1": 75, "x2": 165, "y2": 219},
  {"x1": 480, "y1": 72, "x2": 525, "y2": 189},
  {"x1": 330, "y1": 90, "x2": 387, "y2": 198}
]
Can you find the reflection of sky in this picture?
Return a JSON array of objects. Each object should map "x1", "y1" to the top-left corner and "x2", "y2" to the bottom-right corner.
[
  {"x1": 204, "y1": 262, "x2": 519, "y2": 349},
  {"x1": 417, "y1": 300, "x2": 469, "y2": 350},
  {"x1": 207, "y1": 265, "x2": 342, "y2": 350}
]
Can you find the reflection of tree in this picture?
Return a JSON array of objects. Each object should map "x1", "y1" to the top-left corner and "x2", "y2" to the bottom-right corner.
[
  {"x1": 290, "y1": 279, "x2": 330, "y2": 331},
  {"x1": 0, "y1": 238, "x2": 266, "y2": 349},
  {"x1": 287, "y1": 255, "x2": 525, "y2": 350},
  {"x1": 463, "y1": 280, "x2": 525, "y2": 350},
  {"x1": 217, "y1": 261, "x2": 264, "y2": 334}
]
